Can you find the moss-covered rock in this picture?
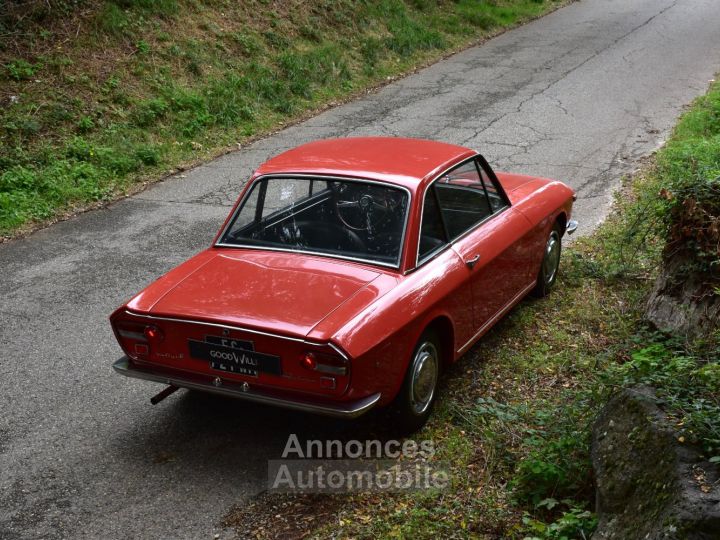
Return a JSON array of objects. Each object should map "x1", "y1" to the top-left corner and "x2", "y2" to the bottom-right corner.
[
  {"x1": 645, "y1": 248, "x2": 720, "y2": 339},
  {"x1": 591, "y1": 385, "x2": 720, "y2": 539}
]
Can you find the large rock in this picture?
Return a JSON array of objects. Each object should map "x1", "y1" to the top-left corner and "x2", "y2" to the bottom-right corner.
[
  {"x1": 645, "y1": 250, "x2": 720, "y2": 339},
  {"x1": 591, "y1": 386, "x2": 720, "y2": 539}
]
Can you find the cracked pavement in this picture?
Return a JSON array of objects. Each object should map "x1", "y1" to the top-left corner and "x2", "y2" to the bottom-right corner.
[{"x1": 2, "y1": 0, "x2": 720, "y2": 538}]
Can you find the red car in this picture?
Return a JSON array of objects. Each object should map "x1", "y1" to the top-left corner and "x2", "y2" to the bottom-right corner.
[{"x1": 111, "y1": 137, "x2": 577, "y2": 432}]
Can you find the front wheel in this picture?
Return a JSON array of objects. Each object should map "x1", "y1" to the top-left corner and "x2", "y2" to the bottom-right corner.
[
  {"x1": 531, "y1": 223, "x2": 562, "y2": 298},
  {"x1": 389, "y1": 332, "x2": 441, "y2": 434}
]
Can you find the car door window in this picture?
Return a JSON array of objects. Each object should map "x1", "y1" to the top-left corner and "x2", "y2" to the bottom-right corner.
[
  {"x1": 418, "y1": 187, "x2": 448, "y2": 261},
  {"x1": 434, "y1": 160, "x2": 494, "y2": 239}
]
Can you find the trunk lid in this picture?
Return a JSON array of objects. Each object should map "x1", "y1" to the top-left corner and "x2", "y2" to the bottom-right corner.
[{"x1": 138, "y1": 249, "x2": 382, "y2": 338}]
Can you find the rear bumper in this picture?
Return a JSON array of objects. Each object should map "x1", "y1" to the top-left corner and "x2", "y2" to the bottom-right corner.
[{"x1": 112, "y1": 357, "x2": 381, "y2": 419}]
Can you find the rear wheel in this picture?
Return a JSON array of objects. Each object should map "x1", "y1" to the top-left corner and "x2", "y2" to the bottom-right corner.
[
  {"x1": 531, "y1": 223, "x2": 562, "y2": 298},
  {"x1": 390, "y1": 332, "x2": 441, "y2": 434}
]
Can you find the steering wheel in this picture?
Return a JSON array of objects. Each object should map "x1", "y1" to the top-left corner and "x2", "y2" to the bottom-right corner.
[
  {"x1": 334, "y1": 185, "x2": 392, "y2": 233},
  {"x1": 290, "y1": 221, "x2": 366, "y2": 253}
]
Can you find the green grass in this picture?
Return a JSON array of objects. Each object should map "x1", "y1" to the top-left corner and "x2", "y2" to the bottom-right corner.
[
  {"x1": 0, "y1": 0, "x2": 568, "y2": 236},
  {"x1": 603, "y1": 80, "x2": 720, "y2": 278},
  {"x1": 259, "y1": 80, "x2": 719, "y2": 539}
]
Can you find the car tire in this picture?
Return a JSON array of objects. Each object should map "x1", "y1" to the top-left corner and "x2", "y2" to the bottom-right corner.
[
  {"x1": 531, "y1": 222, "x2": 563, "y2": 298},
  {"x1": 390, "y1": 331, "x2": 441, "y2": 434}
]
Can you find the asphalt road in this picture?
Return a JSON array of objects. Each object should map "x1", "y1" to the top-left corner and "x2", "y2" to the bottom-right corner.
[{"x1": 2, "y1": 0, "x2": 720, "y2": 538}]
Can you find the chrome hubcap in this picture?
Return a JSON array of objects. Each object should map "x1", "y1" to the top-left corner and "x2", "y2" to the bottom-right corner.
[
  {"x1": 543, "y1": 231, "x2": 561, "y2": 284},
  {"x1": 409, "y1": 342, "x2": 439, "y2": 415}
]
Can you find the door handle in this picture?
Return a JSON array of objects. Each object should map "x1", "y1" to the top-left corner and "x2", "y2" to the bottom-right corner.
[{"x1": 465, "y1": 254, "x2": 481, "y2": 269}]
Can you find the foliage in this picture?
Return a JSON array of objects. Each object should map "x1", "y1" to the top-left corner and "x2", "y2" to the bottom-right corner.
[
  {"x1": 0, "y1": 0, "x2": 567, "y2": 235},
  {"x1": 522, "y1": 501, "x2": 598, "y2": 540},
  {"x1": 452, "y1": 396, "x2": 592, "y2": 507},
  {"x1": 600, "y1": 80, "x2": 720, "y2": 279},
  {"x1": 4, "y1": 59, "x2": 39, "y2": 80},
  {"x1": 602, "y1": 332, "x2": 720, "y2": 457}
]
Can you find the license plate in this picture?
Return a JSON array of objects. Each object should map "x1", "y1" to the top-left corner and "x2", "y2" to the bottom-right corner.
[{"x1": 188, "y1": 338, "x2": 282, "y2": 377}]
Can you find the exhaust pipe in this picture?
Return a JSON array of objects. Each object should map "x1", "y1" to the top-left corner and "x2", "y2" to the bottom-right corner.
[{"x1": 150, "y1": 385, "x2": 179, "y2": 405}]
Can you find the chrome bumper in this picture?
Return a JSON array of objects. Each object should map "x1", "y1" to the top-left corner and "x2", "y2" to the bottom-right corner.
[
  {"x1": 566, "y1": 219, "x2": 579, "y2": 235},
  {"x1": 112, "y1": 357, "x2": 380, "y2": 419}
]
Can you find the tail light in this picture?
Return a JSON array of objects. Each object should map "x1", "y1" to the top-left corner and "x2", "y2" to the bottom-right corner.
[
  {"x1": 300, "y1": 352, "x2": 317, "y2": 371},
  {"x1": 299, "y1": 351, "x2": 348, "y2": 376},
  {"x1": 113, "y1": 319, "x2": 164, "y2": 360},
  {"x1": 143, "y1": 325, "x2": 163, "y2": 343}
]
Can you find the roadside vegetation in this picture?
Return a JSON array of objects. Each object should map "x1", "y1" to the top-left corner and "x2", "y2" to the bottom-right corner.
[
  {"x1": 225, "y1": 81, "x2": 720, "y2": 539},
  {"x1": 0, "y1": 0, "x2": 568, "y2": 236}
]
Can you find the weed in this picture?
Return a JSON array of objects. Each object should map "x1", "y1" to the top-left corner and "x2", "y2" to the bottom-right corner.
[
  {"x1": 385, "y1": 7, "x2": 446, "y2": 55},
  {"x1": 205, "y1": 75, "x2": 255, "y2": 125},
  {"x1": 113, "y1": 0, "x2": 179, "y2": 17},
  {"x1": 602, "y1": 332, "x2": 720, "y2": 456},
  {"x1": 521, "y1": 501, "x2": 598, "y2": 540},
  {"x1": 262, "y1": 30, "x2": 290, "y2": 51},
  {"x1": 231, "y1": 31, "x2": 263, "y2": 57},
  {"x1": 77, "y1": 116, "x2": 95, "y2": 133},
  {"x1": 133, "y1": 98, "x2": 169, "y2": 127},
  {"x1": 4, "y1": 59, "x2": 39, "y2": 80},
  {"x1": 360, "y1": 37, "x2": 384, "y2": 69},
  {"x1": 136, "y1": 40, "x2": 151, "y2": 54},
  {"x1": 134, "y1": 144, "x2": 161, "y2": 166},
  {"x1": 97, "y1": 3, "x2": 130, "y2": 36}
]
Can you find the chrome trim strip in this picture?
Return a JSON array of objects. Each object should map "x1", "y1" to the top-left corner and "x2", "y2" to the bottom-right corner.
[
  {"x1": 566, "y1": 219, "x2": 578, "y2": 235},
  {"x1": 113, "y1": 357, "x2": 380, "y2": 419},
  {"x1": 215, "y1": 173, "x2": 412, "y2": 270},
  {"x1": 457, "y1": 280, "x2": 536, "y2": 355},
  {"x1": 214, "y1": 243, "x2": 400, "y2": 269},
  {"x1": 327, "y1": 342, "x2": 350, "y2": 361},
  {"x1": 123, "y1": 310, "x2": 351, "y2": 357},
  {"x1": 125, "y1": 310, "x2": 306, "y2": 342}
]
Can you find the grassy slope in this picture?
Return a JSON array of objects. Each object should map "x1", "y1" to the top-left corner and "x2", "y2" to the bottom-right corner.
[
  {"x1": 0, "y1": 0, "x2": 567, "y2": 236},
  {"x1": 225, "y1": 81, "x2": 720, "y2": 539}
]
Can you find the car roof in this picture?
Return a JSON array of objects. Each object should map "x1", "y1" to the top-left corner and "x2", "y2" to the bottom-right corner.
[{"x1": 253, "y1": 137, "x2": 478, "y2": 190}]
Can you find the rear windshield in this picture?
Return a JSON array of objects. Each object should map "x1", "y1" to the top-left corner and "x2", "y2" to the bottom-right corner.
[{"x1": 219, "y1": 177, "x2": 409, "y2": 267}]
